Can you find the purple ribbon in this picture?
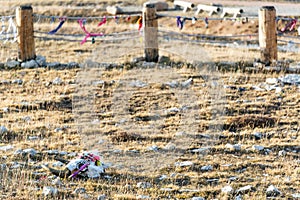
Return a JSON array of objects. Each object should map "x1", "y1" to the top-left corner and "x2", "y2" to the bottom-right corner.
[{"x1": 48, "y1": 19, "x2": 66, "y2": 34}]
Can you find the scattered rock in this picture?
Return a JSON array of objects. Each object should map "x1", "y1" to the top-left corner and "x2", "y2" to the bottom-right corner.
[
  {"x1": 222, "y1": 185, "x2": 234, "y2": 194},
  {"x1": 137, "y1": 182, "x2": 152, "y2": 189},
  {"x1": 279, "y1": 74, "x2": 300, "y2": 85},
  {"x1": 52, "y1": 77, "x2": 63, "y2": 85},
  {"x1": 292, "y1": 193, "x2": 300, "y2": 198},
  {"x1": 225, "y1": 143, "x2": 241, "y2": 151},
  {"x1": 158, "y1": 55, "x2": 170, "y2": 63},
  {"x1": 6, "y1": 60, "x2": 20, "y2": 68},
  {"x1": 52, "y1": 161, "x2": 64, "y2": 167},
  {"x1": 68, "y1": 62, "x2": 78, "y2": 68},
  {"x1": 175, "y1": 161, "x2": 194, "y2": 167},
  {"x1": 142, "y1": 62, "x2": 156, "y2": 68},
  {"x1": 0, "y1": 145, "x2": 14, "y2": 151},
  {"x1": 97, "y1": 194, "x2": 107, "y2": 200},
  {"x1": 164, "y1": 143, "x2": 176, "y2": 150},
  {"x1": 43, "y1": 186, "x2": 58, "y2": 196},
  {"x1": 147, "y1": 145, "x2": 159, "y2": 151},
  {"x1": 191, "y1": 197, "x2": 205, "y2": 200},
  {"x1": 252, "y1": 145, "x2": 264, "y2": 151},
  {"x1": 73, "y1": 187, "x2": 86, "y2": 194},
  {"x1": 28, "y1": 136, "x2": 39, "y2": 141},
  {"x1": 236, "y1": 185, "x2": 254, "y2": 194},
  {"x1": 52, "y1": 177, "x2": 62, "y2": 186},
  {"x1": 266, "y1": 77, "x2": 278, "y2": 85},
  {"x1": 278, "y1": 150, "x2": 287, "y2": 157},
  {"x1": 21, "y1": 60, "x2": 39, "y2": 68},
  {"x1": 129, "y1": 80, "x2": 147, "y2": 88},
  {"x1": 23, "y1": 148, "x2": 38, "y2": 156},
  {"x1": 181, "y1": 78, "x2": 193, "y2": 88},
  {"x1": 0, "y1": 126, "x2": 8, "y2": 134},
  {"x1": 189, "y1": 147, "x2": 211, "y2": 154},
  {"x1": 36, "y1": 55, "x2": 46, "y2": 66},
  {"x1": 266, "y1": 185, "x2": 281, "y2": 197},
  {"x1": 201, "y1": 165, "x2": 213, "y2": 171},
  {"x1": 11, "y1": 79, "x2": 23, "y2": 84},
  {"x1": 132, "y1": 56, "x2": 144, "y2": 63},
  {"x1": 47, "y1": 62, "x2": 60, "y2": 68},
  {"x1": 165, "y1": 80, "x2": 179, "y2": 88},
  {"x1": 136, "y1": 195, "x2": 151, "y2": 199},
  {"x1": 253, "y1": 132, "x2": 263, "y2": 140}
]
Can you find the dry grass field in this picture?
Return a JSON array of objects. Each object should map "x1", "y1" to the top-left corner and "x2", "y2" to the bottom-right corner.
[{"x1": 1, "y1": 0, "x2": 300, "y2": 199}]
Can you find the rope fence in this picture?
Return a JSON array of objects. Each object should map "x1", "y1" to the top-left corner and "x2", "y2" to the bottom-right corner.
[{"x1": 0, "y1": 3, "x2": 299, "y2": 63}]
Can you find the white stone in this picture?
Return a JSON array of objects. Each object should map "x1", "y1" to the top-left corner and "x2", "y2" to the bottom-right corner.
[
  {"x1": 181, "y1": 78, "x2": 193, "y2": 88},
  {"x1": 0, "y1": 145, "x2": 13, "y2": 151},
  {"x1": 129, "y1": 80, "x2": 147, "y2": 88},
  {"x1": 52, "y1": 161, "x2": 64, "y2": 167},
  {"x1": 190, "y1": 147, "x2": 210, "y2": 154},
  {"x1": 292, "y1": 193, "x2": 300, "y2": 198},
  {"x1": 166, "y1": 107, "x2": 180, "y2": 113},
  {"x1": 222, "y1": 185, "x2": 234, "y2": 194},
  {"x1": 137, "y1": 182, "x2": 152, "y2": 189},
  {"x1": 136, "y1": 195, "x2": 151, "y2": 199},
  {"x1": 225, "y1": 143, "x2": 241, "y2": 151},
  {"x1": 164, "y1": 143, "x2": 176, "y2": 150},
  {"x1": 191, "y1": 197, "x2": 205, "y2": 200},
  {"x1": 147, "y1": 145, "x2": 158, "y2": 151},
  {"x1": 11, "y1": 79, "x2": 23, "y2": 84},
  {"x1": 52, "y1": 177, "x2": 62, "y2": 186},
  {"x1": 97, "y1": 194, "x2": 107, "y2": 200},
  {"x1": 165, "y1": 80, "x2": 179, "y2": 88},
  {"x1": 266, "y1": 77, "x2": 278, "y2": 85},
  {"x1": 2, "y1": 107, "x2": 9, "y2": 113},
  {"x1": 53, "y1": 77, "x2": 62, "y2": 85},
  {"x1": 278, "y1": 150, "x2": 287, "y2": 157},
  {"x1": 252, "y1": 145, "x2": 264, "y2": 151},
  {"x1": 266, "y1": 185, "x2": 281, "y2": 197},
  {"x1": 23, "y1": 148, "x2": 37, "y2": 156},
  {"x1": 201, "y1": 165, "x2": 213, "y2": 171},
  {"x1": 73, "y1": 187, "x2": 86, "y2": 194},
  {"x1": 253, "y1": 132, "x2": 263, "y2": 139},
  {"x1": 237, "y1": 185, "x2": 253, "y2": 194},
  {"x1": 43, "y1": 186, "x2": 58, "y2": 196},
  {"x1": 0, "y1": 126, "x2": 8, "y2": 134},
  {"x1": 279, "y1": 74, "x2": 300, "y2": 85},
  {"x1": 175, "y1": 161, "x2": 194, "y2": 167}
]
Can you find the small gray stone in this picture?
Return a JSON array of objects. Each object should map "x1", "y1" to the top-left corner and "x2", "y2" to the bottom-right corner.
[
  {"x1": 292, "y1": 193, "x2": 300, "y2": 198},
  {"x1": 97, "y1": 194, "x2": 107, "y2": 200},
  {"x1": 73, "y1": 187, "x2": 86, "y2": 194},
  {"x1": 47, "y1": 62, "x2": 60, "y2": 68},
  {"x1": 201, "y1": 165, "x2": 213, "y2": 171},
  {"x1": 23, "y1": 148, "x2": 37, "y2": 156},
  {"x1": 21, "y1": 60, "x2": 38, "y2": 68},
  {"x1": 175, "y1": 161, "x2": 194, "y2": 167},
  {"x1": 236, "y1": 185, "x2": 254, "y2": 194},
  {"x1": 52, "y1": 77, "x2": 62, "y2": 85},
  {"x1": 11, "y1": 79, "x2": 23, "y2": 84},
  {"x1": 142, "y1": 61, "x2": 156, "y2": 68},
  {"x1": 222, "y1": 185, "x2": 234, "y2": 194},
  {"x1": 225, "y1": 143, "x2": 241, "y2": 151},
  {"x1": 52, "y1": 161, "x2": 64, "y2": 167},
  {"x1": 0, "y1": 145, "x2": 14, "y2": 151},
  {"x1": 68, "y1": 62, "x2": 78, "y2": 68},
  {"x1": 136, "y1": 195, "x2": 151, "y2": 199},
  {"x1": 36, "y1": 55, "x2": 46, "y2": 67},
  {"x1": 147, "y1": 145, "x2": 158, "y2": 151},
  {"x1": 164, "y1": 143, "x2": 176, "y2": 150},
  {"x1": 137, "y1": 182, "x2": 152, "y2": 189},
  {"x1": 189, "y1": 147, "x2": 210, "y2": 154},
  {"x1": 52, "y1": 177, "x2": 62, "y2": 186},
  {"x1": 252, "y1": 145, "x2": 264, "y2": 151},
  {"x1": 253, "y1": 132, "x2": 263, "y2": 139},
  {"x1": 28, "y1": 136, "x2": 39, "y2": 141},
  {"x1": 266, "y1": 77, "x2": 278, "y2": 85},
  {"x1": 129, "y1": 80, "x2": 147, "y2": 88},
  {"x1": 266, "y1": 185, "x2": 281, "y2": 197},
  {"x1": 43, "y1": 186, "x2": 58, "y2": 196},
  {"x1": 191, "y1": 197, "x2": 205, "y2": 200},
  {"x1": 0, "y1": 126, "x2": 8, "y2": 134},
  {"x1": 132, "y1": 56, "x2": 144, "y2": 63},
  {"x1": 6, "y1": 60, "x2": 20, "y2": 68},
  {"x1": 278, "y1": 150, "x2": 287, "y2": 157},
  {"x1": 181, "y1": 78, "x2": 193, "y2": 88}
]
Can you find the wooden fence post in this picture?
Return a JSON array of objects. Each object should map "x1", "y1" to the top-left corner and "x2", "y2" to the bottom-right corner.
[
  {"x1": 143, "y1": 3, "x2": 159, "y2": 62},
  {"x1": 259, "y1": 6, "x2": 277, "y2": 65},
  {"x1": 16, "y1": 5, "x2": 36, "y2": 61}
]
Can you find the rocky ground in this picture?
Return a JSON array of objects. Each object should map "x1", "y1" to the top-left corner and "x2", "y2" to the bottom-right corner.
[{"x1": 0, "y1": 0, "x2": 300, "y2": 199}]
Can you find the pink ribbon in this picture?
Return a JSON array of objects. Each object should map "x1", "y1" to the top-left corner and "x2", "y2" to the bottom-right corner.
[
  {"x1": 97, "y1": 16, "x2": 106, "y2": 27},
  {"x1": 78, "y1": 19, "x2": 104, "y2": 45}
]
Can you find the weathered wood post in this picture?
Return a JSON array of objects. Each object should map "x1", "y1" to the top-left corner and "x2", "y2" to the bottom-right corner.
[
  {"x1": 16, "y1": 5, "x2": 36, "y2": 61},
  {"x1": 259, "y1": 6, "x2": 277, "y2": 65},
  {"x1": 143, "y1": 3, "x2": 159, "y2": 62}
]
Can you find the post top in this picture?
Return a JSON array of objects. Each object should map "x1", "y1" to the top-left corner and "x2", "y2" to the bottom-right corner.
[
  {"x1": 144, "y1": 2, "x2": 156, "y2": 8},
  {"x1": 260, "y1": 6, "x2": 275, "y2": 11},
  {"x1": 20, "y1": 5, "x2": 33, "y2": 10}
]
